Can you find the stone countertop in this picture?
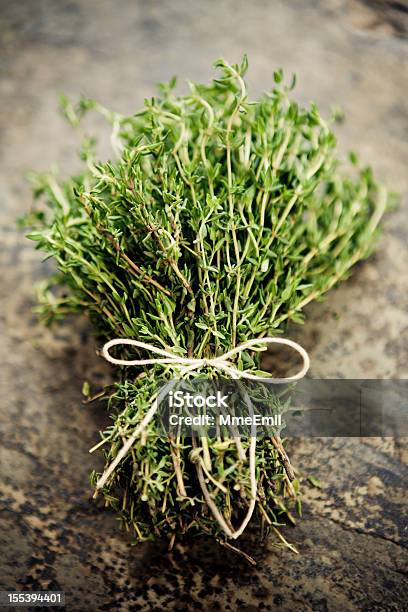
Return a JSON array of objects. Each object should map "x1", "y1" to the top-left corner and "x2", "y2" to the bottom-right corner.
[{"x1": 0, "y1": 1, "x2": 407, "y2": 610}]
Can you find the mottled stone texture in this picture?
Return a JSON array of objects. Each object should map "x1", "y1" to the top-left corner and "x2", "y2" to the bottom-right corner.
[{"x1": 0, "y1": 1, "x2": 407, "y2": 610}]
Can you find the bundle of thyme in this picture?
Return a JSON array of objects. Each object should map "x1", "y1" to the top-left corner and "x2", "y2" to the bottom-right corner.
[{"x1": 25, "y1": 57, "x2": 387, "y2": 557}]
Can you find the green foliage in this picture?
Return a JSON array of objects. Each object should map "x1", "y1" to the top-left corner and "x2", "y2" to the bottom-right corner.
[{"x1": 24, "y1": 57, "x2": 387, "y2": 554}]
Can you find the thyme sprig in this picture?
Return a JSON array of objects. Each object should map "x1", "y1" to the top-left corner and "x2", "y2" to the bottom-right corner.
[{"x1": 25, "y1": 57, "x2": 387, "y2": 554}]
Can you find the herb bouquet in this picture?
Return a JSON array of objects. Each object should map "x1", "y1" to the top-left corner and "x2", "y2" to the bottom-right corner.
[{"x1": 25, "y1": 57, "x2": 387, "y2": 559}]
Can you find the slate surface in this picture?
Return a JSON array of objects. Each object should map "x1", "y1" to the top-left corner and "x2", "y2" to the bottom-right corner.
[{"x1": 0, "y1": 1, "x2": 407, "y2": 610}]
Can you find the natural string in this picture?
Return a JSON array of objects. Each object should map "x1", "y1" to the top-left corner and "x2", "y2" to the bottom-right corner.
[{"x1": 96, "y1": 336, "x2": 310, "y2": 539}]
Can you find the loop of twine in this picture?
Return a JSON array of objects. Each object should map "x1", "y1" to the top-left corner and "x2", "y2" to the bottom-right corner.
[{"x1": 96, "y1": 336, "x2": 310, "y2": 539}]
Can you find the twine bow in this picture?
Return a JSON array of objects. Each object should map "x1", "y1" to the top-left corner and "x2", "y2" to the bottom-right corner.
[
  {"x1": 96, "y1": 336, "x2": 310, "y2": 539},
  {"x1": 102, "y1": 336, "x2": 310, "y2": 381}
]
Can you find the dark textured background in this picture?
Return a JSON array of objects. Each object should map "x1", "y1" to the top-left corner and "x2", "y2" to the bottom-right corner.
[{"x1": 0, "y1": 1, "x2": 407, "y2": 610}]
